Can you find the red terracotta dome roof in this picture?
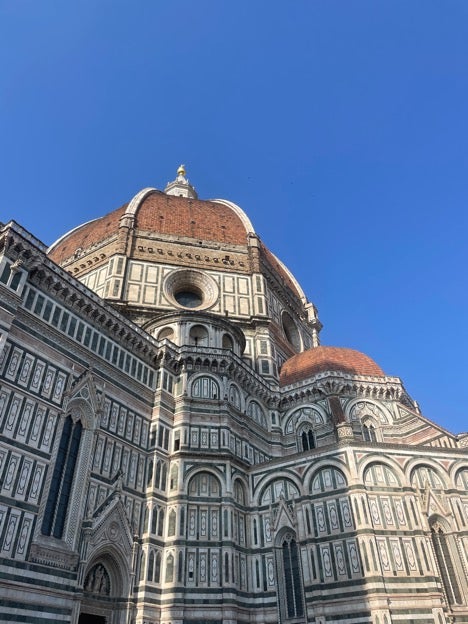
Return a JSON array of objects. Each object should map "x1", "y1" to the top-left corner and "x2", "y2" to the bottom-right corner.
[
  {"x1": 134, "y1": 193, "x2": 249, "y2": 244},
  {"x1": 279, "y1": 346, "x2": 385, "y2": 386},
  {"x1": 48, "y1": 191, "x2": 251, "y2": 265},
  {"x1": 48, "y1": 204, "x2": 128, "y2": 264}
]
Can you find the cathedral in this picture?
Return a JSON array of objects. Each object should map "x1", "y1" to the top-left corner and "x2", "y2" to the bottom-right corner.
[{"x1": 0, "y1": 166, "x2": 467, "y2": 624}]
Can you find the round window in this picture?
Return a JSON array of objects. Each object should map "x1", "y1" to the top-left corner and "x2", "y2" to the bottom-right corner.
[
  {"x1": 164, "y1": 269, "x2": 219, "y2": 311},
  {"x1": 174, "y1": 289, "x2": 203, "y2": 308}
]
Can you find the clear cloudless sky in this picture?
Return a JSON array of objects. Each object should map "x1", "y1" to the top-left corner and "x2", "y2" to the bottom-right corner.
[{"x1": 1, "y1": 1, "x2": 467, "y2": 433}]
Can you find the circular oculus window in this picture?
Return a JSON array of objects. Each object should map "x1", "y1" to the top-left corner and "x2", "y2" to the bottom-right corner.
[
  {"x1": 174, "y1": 289, "x2": 203, "y2": 308},
  {"x1": 164, "y1": 269, "x2": 219, "y2": 310}
]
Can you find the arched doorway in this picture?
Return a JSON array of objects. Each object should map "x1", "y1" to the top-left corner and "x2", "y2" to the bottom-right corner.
[{"x1": 79, "y1": 553, "x2": 130, "y2": 624}]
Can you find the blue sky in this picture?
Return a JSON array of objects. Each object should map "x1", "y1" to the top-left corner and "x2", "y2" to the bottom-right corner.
[{"x1": 1, "y1": 1, "x2": 467, "y2": 433}]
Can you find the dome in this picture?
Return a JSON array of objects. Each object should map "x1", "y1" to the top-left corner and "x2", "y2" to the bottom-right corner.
[
  {"x1": 46, "y1": 169, "x2": 308, "y2": 306},
  {"x1": 45, "y1": 167, "x2": 319, "y2": 359},
  {"x1": 279, "y1": 345, "x2": 385, "y2": 386},
  {"x1": 48, "y1": 190, "x2": 253, "y2": 265}
]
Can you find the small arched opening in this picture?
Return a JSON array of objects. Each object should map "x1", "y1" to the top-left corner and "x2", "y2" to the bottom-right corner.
[{"x1": 189, "y1": 324, "x2": 209, "y2": 347}]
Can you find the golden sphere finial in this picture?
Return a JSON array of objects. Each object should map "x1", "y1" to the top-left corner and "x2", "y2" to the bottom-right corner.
[{"x1": 177, "y1": 164, "x2": 186, "y2": 176}]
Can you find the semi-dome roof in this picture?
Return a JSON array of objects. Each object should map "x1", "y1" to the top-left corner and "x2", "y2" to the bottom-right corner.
[{"x1": 279, "y1": 345, "x2": 385, "y2": 386}]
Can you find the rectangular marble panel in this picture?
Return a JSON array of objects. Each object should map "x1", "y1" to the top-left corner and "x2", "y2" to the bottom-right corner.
[
  {"x1": 5, "y1": 393, "x2": 23, "y2": 435},
  {"x1": 41, "y1": 366, "x2": 56, "y2": 399},
  {"x1": 2, "y1": 453, "x2": 21, "y2": 493},
  {"x1": 16, "y1": 400, "x2": 34, "y2": 442},
  {"x1": 40, "y1": 411, "x2": 56, "y2": 451},
  {"x1": 15, "y1": 512, "x2": 34, "y2": 560},
  {"x1": 52, "y1": 371, "x2": 67, "y2": 404},
  {"x1": 18, "y1": 354, "x2": 35, "y2": 387},
  {"x1": 30, "y1": 360, "x2": 45, "y2": 393},
  {"x1": 15, "y1": 457, "x2": 33, "y2": 499},
  {"x1": 1, "y1": 509, "x2": 21, "y2": 554},
  {"x1": 28, "y1": 462, "x2": 45, "y2": 502},
  {"x1": 5, "y1": 347, "x2": 22, "y2": 381}
]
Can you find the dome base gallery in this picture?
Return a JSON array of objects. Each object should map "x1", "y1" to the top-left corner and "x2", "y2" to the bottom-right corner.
[{"x1": 1, "y1": 166, "x2": 466, "y2": 624}]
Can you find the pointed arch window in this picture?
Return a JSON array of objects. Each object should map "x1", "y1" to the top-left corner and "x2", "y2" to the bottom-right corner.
[
  {"x1": 147, "y1": 550, "x2": 155, "y2": 581},
  {"x1": 431, "y1": 522, "x2": 463, "y2": 605},
  {"x1": 155, "y1": 551, "x2": 161, "y2": 583},
  {"x1": 151, "y1": 507, "x2": 158, "y2": 534},
  {"x1": 147, "y1": 460, "x2": 154, "y2": 486},
  {"x1": 157, "y1": 509, "x2": 165, "y2": 536},
  {"x1": 247, "y1": 400, "x2": 267, "y2": 428},
  {"x1": 300, "y1": 427, "x2": 315, "y2": 452},
  {"x1": 229, "y1": 384, "x2": 241, "y2": 410},
  {"x1": 278, "y1": 533, "x2": 304, "y2": 619},
  {"x1": 42, "y1": 415, "x2": 82, "y2": 538},
  {"x1": 224, "y1": 552, "x2": 230, "y2": 583},
  {"x1": 165, "y1": 553, "x2": 174, "y2": 583},
  {"x1": 363, "y1": 423, "x2": 377, "y2": 442},
  {"x1": 168, "y1": 509, "x2": 177, "y2": 536},
  {"x1": 170, "y1": 464, "x2": 178, "y2": 490}
]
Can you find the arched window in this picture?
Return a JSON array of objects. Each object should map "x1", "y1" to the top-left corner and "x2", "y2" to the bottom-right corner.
[
  {"x1": 147, "y1": 550, "x2": 155, "y2": 581},
  {"x1": 42, "y1": 415, "x2": 83, "y2": 538},
  {"x1": 189, "y1": 471, "x2": 220, "y2": 497},
  {"x1": 192, "y1": 376, "x2": 219, "y2": 399},
  {"x1": 247, "y1": 400, "x2": 267, "y2": 428},
  {"x1": 154, "y1": 460, "x2": 168, "y2": 491},
  {"x1": 234, "y1": 480, "x2": 246, "y2": 505},
  {"x1": 411, "y1": 465, "x2": 445, "y2": 490},
  {"x1": 147, "y1": 460, "x2": 153, "y2": 486},
  {"x1": 168, "y1": 510, "x2": 176, "y2": 536},
  {"x1": 363, "y1": 423, "x2": 377, "y2": 442},
  {"x1": 151, "y1": 507, "x2": 158, "y2": 534},
  {"x1": 224, "y1": 552, "x2": 229, "y2": 583},
  {"x1": 157, "y1": 509, "x2": 164, "y2": 536},
  {"x1": 157, "y1": 327, "x2": 174, "y2": 341},
  {"x1": 170, "y1": 464, "x2": 178, "y2": 490},
  {"x1": 277, "y1": 532, "x2": 304, "y2": 619},
  {"x1": 455, "y1": 467, "x2": 468, "y2": 490},
  {"x1": 155, "y1": 551, "x2": 161, "y2": 583},
  {"x1": 311, "y1": 467, "x2": 347, "y2": 494},
  {"x1": 261, "y1": 477, "x2": 300, "y2": 505},
  {"x1": 222, "y1": 333, "x2": 234, "y2": 350},
  {"x1": 189, "y1": 324, "x2": 208, "y2": 347},
  {"x1": 140, "y1": 552, "x2": 146, "y2": 580},
  {"x1": 229, "y1": 384, "x2": 241, "y2": 410},
  {"x1": 165, "y1": 553, "x2": 174, "y2": 583},
  {"x1": 431, "y1": 521, "x2": 463, "y2": 605},
  {"x1": 161, "y1": 463, "x2": 167, "y2": 490},
  {"x1": 155, "y1": 460, "x2": 161, "y2": 488},
  {"x1": 255, "y1": 559, "x2": 261, "y2": 588},
  {"x1": 300, "y1": 427, "x2": 315, "y2": 452},
  {"x1": 363, "y1": 463, "x2": 400, "y2": 488}
]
